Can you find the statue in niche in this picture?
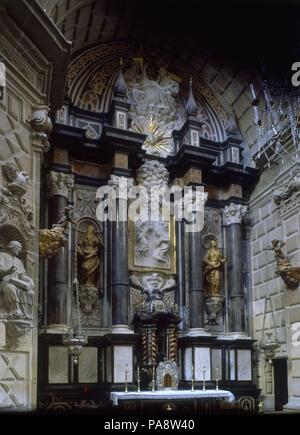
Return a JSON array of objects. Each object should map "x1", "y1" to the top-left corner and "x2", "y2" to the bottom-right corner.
[
  {"x1": 77, "y1": 224, "x2": 102, "y2": 288},
  {"x1": 0, "y1": 241, "x2": 34, "y2": 319},
  {"x1": 135, "y1": 221, "x2": 170, "y2": 268},
  {"x1": 204, "y1": 240, "x2": 226, "y2": 296}
]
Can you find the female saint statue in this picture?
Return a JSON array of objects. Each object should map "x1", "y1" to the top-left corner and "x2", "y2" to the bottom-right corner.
[
  {"x1": 203, "y1": 240, "x2": 226, "y2": 296},
  {"x1": 77, "y1": 224, "x2": 102, "y2": 288}
]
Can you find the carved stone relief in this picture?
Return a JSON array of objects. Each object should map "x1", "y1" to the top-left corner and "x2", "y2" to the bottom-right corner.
[
  {"x1": 131, "y1": 160, "x2": 175, "y2": 271},
  {"x1": 46, "y1": 171, "x2": 74, "y2": 199},
  {"x1": 2, "y1": 163, "x2": 29, "y2": 197},
  {"x1": 273, "y1": 169, "x2": 300, "y2": 217},
  {"x1": 76, "y1": 220, "x2": 103, "y2": 327},
  {"x1": 126, "y1": 62, "x2": 185, "y2": 157},
  {"x1": 28, "y1": 106, "x2": 53, "y2": 153},
  {"x1": 73, "y1": 189, "x2": 104, "y2": 327},
  {"x1": 73, "y1": 189, "x2": 99, "y2": 220},
  {"x1": 223, "y1": 203, "x2": 248, "y2": 225},
  {"x1": 0, "y1": 240, "x2": 34, "y2": 347},
  {"x1": 130, "y1": 272, "x2": 176, "y2": 316}
]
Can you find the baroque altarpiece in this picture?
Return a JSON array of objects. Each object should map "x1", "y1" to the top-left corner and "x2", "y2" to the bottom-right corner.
[{"x1": 32, "y1": 51, "x2": 260, "y2": 411}]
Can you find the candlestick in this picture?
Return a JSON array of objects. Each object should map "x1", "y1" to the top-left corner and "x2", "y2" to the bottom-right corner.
[
  {"x1": 215, "y1": 367, "x2": 219, "y2": 391},
  {"x1": 191, "y1": 364, "x2": 195, "y2": 391},
  {"x1": 125, "y1": 364, "x2": 128, "y2": 393},
  {"x1": 202, "y1": 365, "x2": 206, "y2": 391},
  {"x1": 152, "y1": 365, "x2": 155, "y2": 392},
  {"x1": 137, "y1": 365, "x2": 141, "y2": 392}
]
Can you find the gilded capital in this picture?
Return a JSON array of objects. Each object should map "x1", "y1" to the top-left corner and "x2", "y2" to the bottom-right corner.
[
  {"x1": 47, "y1": 171, "x2": 74, "y2": 198},
  {"x1": 223, "y1": 203, "x2": 247, "y2": 225}
]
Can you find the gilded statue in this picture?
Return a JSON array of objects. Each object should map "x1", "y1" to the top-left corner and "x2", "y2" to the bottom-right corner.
[
  {"x1": 268, "y1": 239, "x2": 300, "y2": 289},
  {"x1": 77, "y1": 224, "x2": 102, "y2": 288},
  {"x1": 39, "y1": 226, "x2": 66, "y2": 258},
  {"x1": 204, "y1": 240, "x2": 226, "y2": 296},
  {"x1": 0, "y1": 241, "x2": 34, "y2": 319}
]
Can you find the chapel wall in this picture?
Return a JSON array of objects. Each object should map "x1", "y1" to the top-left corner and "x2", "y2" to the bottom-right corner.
[
  {"x1": 249, "y1": 159, "x2": 300, "y2": 411},
  {"x1": 0, "y1": 8, "x2": 53, "y2": 411}
]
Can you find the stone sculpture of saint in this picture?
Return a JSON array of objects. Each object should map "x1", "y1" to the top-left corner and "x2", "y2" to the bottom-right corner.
[
  {"x1": 0, "y1": 241, "x2": 34, "y2": 318},
  {"x1": 203, "y1": 240, "x2": 226, "y2": 297},
  {"x1": 142, "y1": 273, "x2": 165, "y2": 312},
  {"x1": 77, "y1": 224, "x2": 102, "y2": 288}
]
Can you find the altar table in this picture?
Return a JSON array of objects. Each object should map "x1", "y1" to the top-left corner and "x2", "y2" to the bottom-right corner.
[{"x1": 110, "y1": 389, "x2": 235, "y2": 406}]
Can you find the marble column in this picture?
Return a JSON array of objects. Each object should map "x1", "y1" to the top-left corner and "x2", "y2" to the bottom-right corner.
[
  {"x1": 46, "y1": 171, "x2": 74, "y2": 329},
  {"x1": 188, "y1": 226, "x2": 204, "y2": 329},
  {"x1": 109, "y1": 175, "x2": 133, "y2": 333},
  {"x1": 185, "y1": 188, "x2": 208, "y2": 336},
  {"x1": 176, "y1": 220, "x2": 186, "y2": 330},
  {"x1": 223, "y1": 203, "x2": 248, "y2": 334}
]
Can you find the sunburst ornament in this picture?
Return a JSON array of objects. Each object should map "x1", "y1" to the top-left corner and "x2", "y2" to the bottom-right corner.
[{"x1": 131, "y1": 116, "x2": 173, "y2": 157}]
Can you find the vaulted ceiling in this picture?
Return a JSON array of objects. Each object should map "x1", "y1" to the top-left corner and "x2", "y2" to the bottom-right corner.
[{"x1": 37, "y1": 0, "x2": 299, "y2": 155}]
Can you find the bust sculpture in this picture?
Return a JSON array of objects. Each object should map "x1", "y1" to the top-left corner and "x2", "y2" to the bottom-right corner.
[{"x1": 0, "y1": 241, "x2": 34, "y2": 319}]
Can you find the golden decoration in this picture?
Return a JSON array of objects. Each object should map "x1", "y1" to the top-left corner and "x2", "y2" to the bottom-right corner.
[
  {"x1": 151, "y1": 325, "x2": 158, "y2": 366},
  {"x1": 168, "y1": 325, "x2": 177, "y2": 362},
  {"x1": 203, "y1": 240, "x2": 226, "y2": 296},
  {"x1": 269, "y1": 239, "x2": 300, "y2": 289},
  {"x1": 39, "y1": 227, "x2": 66, "y2": 259},
  {"x1": 131, "y1": 116, "x2": 172, "y2": 156}
]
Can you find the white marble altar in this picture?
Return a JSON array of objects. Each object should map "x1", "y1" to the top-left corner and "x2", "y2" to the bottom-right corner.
[{"x1": 110, "y1": 389, "x2": 235, "y2": 406}]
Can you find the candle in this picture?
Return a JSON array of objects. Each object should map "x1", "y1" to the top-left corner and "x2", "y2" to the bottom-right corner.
[
  {"x1": 137, "y1": 365, "x2": 141, "y2": 392},
  {"x1": 191, "y1": 364, "x2": 195, "y2": 391},
  {"x1": 125, "y1": 364, "x2": 128, "y2": 393},
  {"x1": 152, "y1": 365, "x2": 155, "y2": 392},
  {"x1": 202, "y1": 365, "x2": 206, "y2": 391},
  {"x1": 215, "y1": 368, "x2": 219, "y2": 391}
]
